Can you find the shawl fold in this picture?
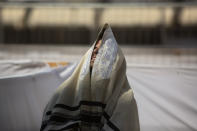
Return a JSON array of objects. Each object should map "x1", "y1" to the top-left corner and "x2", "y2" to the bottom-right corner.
[{"x1": 40, "y1": 24, "x2": 140, "y2": 131}]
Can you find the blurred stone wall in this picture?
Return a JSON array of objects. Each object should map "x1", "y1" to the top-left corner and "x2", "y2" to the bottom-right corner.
[{"x1": 0, "y1": 2, "x2": 197, "y2": 46}]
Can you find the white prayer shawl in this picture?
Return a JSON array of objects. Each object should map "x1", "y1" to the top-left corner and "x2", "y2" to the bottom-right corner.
[{"x1": 41, "y1": 24, "x2": 140, "y2": 131}]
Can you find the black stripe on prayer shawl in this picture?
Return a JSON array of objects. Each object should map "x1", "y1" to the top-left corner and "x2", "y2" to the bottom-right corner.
[
  {"x1": 42, "y1": 101, "x2": 120, "y2": 131},
  {"x1": 40, "y1": 120, "x2": 48, "y2": 131},
  {"x1": 41, "y1": 111, "x2": 103, "y2": 130},
  {"x1": 43, "y1": 111, "x2": 120, "y2": 131},
  {"x1": 103, "y1": 111, "x2": 120, "y2": 131},
  {"x1": 46, "y1": 111, "x2": 52, "y2": 116},
  {"x1": 55, "y1": 101, "x2": 106, "y2": 111},
  {"x1": 46, "y1": 101, "x2": 106, "y2": 116},
  {"x1": 48, "y1": 122, "x2": 79, "y2": 131},
  {"x1": 49, "y1": 112, "x2": 102, "y2": 123}
]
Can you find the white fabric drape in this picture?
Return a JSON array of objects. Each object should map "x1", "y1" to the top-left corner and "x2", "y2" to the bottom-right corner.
[
  {"x1": 0, "y1": 63, "x2": 77, "y2": 131},
  {"x1": 127, "y1": 66, "x2": 197, "y2": 131}
]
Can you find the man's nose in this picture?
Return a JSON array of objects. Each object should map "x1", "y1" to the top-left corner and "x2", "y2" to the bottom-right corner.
[{"x1": 94, "y1": 48, "x2": 98, "y2": 53}]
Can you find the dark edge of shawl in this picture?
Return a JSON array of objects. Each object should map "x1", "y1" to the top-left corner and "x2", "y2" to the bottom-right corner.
[{"x1": 96, "y1": 23, "x2": 109, "y2": 43}]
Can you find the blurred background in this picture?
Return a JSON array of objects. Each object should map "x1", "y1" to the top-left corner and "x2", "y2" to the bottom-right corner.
[
  {"x1": 0, "y1": 0, "x2": 197, "y2": 46},
  {"x1": 0, "y1": 0, "x2": 197, "y2": 67}
]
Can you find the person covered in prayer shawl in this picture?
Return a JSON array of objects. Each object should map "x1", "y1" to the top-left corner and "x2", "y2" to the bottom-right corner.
[{"x1": 40, "y1": 24, "x2": 140, "y2": 131}]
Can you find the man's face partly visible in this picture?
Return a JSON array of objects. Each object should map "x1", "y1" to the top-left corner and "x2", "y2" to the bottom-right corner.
[{"x1": 90, "y1": 40, "x2": 102, "y2": 67}]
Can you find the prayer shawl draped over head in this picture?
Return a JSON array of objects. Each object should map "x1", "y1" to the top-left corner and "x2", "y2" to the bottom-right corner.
[{"x1": 41, "y1": 24, "x2": 140, "y2": 131}]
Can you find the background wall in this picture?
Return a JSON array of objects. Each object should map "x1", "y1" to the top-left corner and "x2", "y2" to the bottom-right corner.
[{"x1": 0, "y1": 1, "x2": 197, "y2": 47}]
